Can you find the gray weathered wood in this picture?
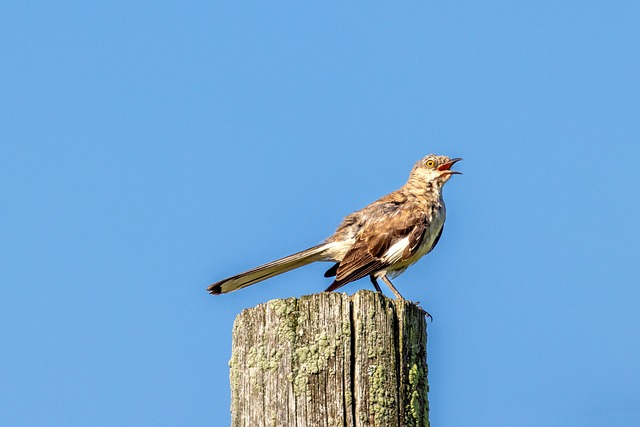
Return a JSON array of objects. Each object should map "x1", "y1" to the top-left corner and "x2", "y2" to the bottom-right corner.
[{"x1": 229, "y1": 290, "x2": 429, "y2": 427}]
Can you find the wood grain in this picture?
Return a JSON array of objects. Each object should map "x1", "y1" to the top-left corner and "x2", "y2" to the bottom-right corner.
[{"x1": 229, "y1": 290, "x2": 429, "y2": 427}]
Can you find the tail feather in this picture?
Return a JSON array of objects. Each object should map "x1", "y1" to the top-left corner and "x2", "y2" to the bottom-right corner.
[{"x1": 207, "y1": 243, "x2": 332, "y2": 295}]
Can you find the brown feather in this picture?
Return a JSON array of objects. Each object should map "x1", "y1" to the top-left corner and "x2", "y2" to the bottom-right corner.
[
  {"x1": 326, "y1": 204, "x2": 429, "y2": 292},
  {"x1": 402, "y1": 221, "x2": 427, "y2": 260}
]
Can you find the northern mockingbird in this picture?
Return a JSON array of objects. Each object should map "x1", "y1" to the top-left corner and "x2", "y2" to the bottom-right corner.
[{"x1": 207, "y1": 154, "x2": 461, "y2": 299}]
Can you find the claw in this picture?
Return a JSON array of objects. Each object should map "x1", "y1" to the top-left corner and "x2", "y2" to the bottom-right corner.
[{"x1": 411, "y1": 301, "x2": 433, "y2": 322}]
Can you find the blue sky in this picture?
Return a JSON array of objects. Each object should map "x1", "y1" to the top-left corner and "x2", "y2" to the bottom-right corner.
[{"x1": 1, "y1": 2, "x2": 639, "y2": 426}]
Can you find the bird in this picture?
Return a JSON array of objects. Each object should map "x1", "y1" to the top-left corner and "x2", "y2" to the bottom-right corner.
[{"x1": 207, "y1": 154, "x2": 461, "y2": 299}]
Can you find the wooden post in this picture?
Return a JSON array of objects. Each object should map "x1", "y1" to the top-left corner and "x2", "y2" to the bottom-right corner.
[{"x1": 229, "y1": 290, "x2": 429, "y2": 427}]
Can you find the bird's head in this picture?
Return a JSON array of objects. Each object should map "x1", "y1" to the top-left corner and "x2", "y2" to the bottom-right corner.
[{"x1": 410, "y1": 154, "x2": 462, "y2": 186}]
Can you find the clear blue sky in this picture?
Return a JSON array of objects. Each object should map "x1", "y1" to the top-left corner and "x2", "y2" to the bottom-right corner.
[{"x1": 1, "y1": 2, "x2": 639, "y2": 426}]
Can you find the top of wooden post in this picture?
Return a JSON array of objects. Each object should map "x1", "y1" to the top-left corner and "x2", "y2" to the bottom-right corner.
[{"x1": 229, "y1": 290, "x2": 430, "y2": 427}]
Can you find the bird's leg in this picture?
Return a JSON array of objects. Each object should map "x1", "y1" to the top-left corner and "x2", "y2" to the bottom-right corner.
[
  {"x1": 380, "y1": 275, "x2": 405, "y2": 300},
  {"x1": 369, "y1": 275, "x2": 383, "y2": 293},
  {"x1": 380, "y1": 275, "x2": 433, "y2": 320}
]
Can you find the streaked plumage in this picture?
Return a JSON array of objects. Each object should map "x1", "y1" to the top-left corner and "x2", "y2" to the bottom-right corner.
[{"x1": 208, "y1": 154, "x2": 461, "y2": 299}]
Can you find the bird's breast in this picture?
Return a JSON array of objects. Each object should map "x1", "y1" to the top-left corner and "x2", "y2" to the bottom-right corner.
[{"x1": 390, "y1": 204, "x2": 446, "y2": 272}]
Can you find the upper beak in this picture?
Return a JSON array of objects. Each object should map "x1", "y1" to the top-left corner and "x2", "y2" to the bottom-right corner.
[{"x1": 437, "y1": 157, "x2": 463, "y2": 174}]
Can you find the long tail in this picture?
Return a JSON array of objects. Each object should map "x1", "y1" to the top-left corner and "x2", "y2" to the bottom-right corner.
[{"x1": 207, "y1": 243, "x2": 333, "y2": 295}]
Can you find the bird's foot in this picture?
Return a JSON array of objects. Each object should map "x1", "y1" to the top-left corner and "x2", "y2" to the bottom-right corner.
[
  {"x1": 425, "y1": 311, "x2": 433, "y2": 322},
  {"x1": 412, "y1": 301, "x2": 433, "y2": 322}
]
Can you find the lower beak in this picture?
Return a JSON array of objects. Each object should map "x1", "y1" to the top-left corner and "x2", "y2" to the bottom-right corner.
[{"x1": 437, "y1": 157, "x2": 463, "y2": 174}]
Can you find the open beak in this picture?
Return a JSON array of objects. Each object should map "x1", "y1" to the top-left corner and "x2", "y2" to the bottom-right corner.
[{"x1": 437, "y1": 157, "x2": 463, "y2": 175}]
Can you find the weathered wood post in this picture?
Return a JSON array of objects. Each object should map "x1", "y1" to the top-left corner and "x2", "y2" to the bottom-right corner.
[{"x1": 229, "y1": 290, "x2": 429, "y2": 427}]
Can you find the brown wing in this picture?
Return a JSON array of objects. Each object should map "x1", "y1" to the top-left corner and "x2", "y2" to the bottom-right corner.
[
  {"x1": 325, "y1": 207, "x2": 428, "y2": 292},
  {"x1": 324, "y1": 240, "x2": 382, "y2": 291}
]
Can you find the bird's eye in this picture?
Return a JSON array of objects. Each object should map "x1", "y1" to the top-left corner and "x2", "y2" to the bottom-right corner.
[{"x1": 426, "y1": 159, "x2": 435, "y2": 168}]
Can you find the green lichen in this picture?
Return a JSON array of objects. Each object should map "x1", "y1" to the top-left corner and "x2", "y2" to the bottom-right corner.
[
  {"x1": 246, "y1": 344, "x2": 282, "y2": 372},
  {"x1": 408, "y1": 363, "x2": 424, "y2": 424},
  {"x1": 293, "y1": 370, "x2": 309, "y2": 398},
  {"x1": 269, "y1": 409, "x2": 277, "y2": 427},
  {"x1": 366, "y1": 328, "x2": 379, "y2": 358},
  {"x1": 291, "y1": 330, "x2": 345, "y2": 397},
  {"x1": 369, "y1": 364, "x2": 396, "y2": 425},
  {"x1": 399, "y1": 302, "x2": 430, "y2": 427},
  {"x1": 228, "y1": 352, "x2": 237, "y2": 369},
  {"x1": 267, "y1": 298, "x2": 299, "y2": 344},
  {"x1": 231, "y1": 298, "x2": 302, "y2": 381},
  {"x1": 229, "y1": 352, "x2": 240, "y2": 411},
  {"x1": 342, "y1": 320, "x2": 351, "y2": 338}
]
